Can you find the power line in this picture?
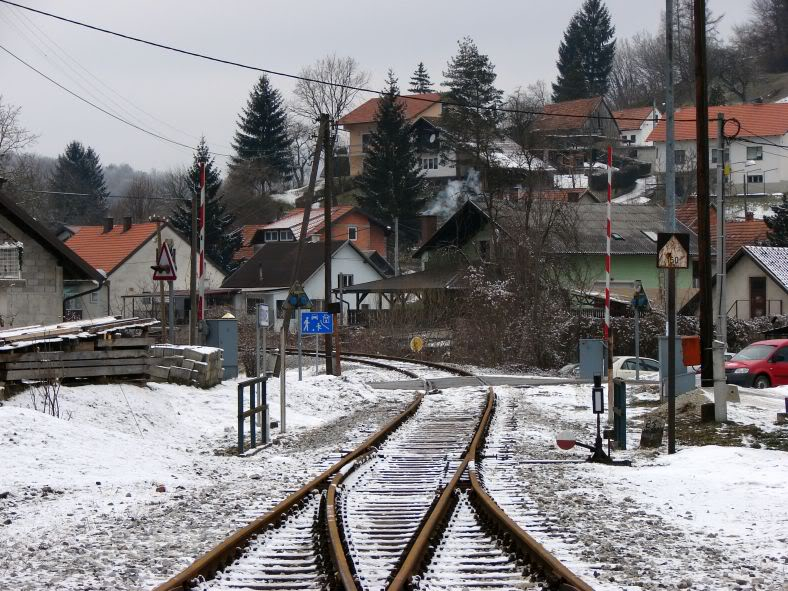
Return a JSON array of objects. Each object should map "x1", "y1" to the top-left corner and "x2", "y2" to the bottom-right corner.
[
  {"x1": 0, "y1": 0, "x2": 703, "y2": 124},
  {"x1": 0, "y1": 42, "x2": 234, "y2": 157}
]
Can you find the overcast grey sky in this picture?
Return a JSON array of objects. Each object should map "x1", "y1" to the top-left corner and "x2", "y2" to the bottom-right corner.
[{"x1": 1, "y1": 0, "x2": 752, "y2": 174}]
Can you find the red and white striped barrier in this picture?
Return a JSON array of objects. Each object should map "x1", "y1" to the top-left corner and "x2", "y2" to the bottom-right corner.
[{"x1": 604, "y1": 146, "x2": 612, "y2": 342}]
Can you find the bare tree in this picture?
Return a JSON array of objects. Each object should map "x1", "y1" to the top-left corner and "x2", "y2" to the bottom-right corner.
[
  {"x1": 292, "y1": 54, "x2": 370, "y2": 124},
  {"x1": 111, "y1": 172, "x2": 165, "y2": 221},
  {"x1": 0, "y1": 96, "x2": 38, "y2": 174},
  {"x1": 286, "y1": 116, "x2": 315, "y2": 187},
  {"x1": 222, "y1": 159, "x2": 284, "y2": 225}
]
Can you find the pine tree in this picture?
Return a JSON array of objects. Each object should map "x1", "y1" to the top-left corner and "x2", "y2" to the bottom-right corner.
[
  {"x1": 231, "y1": 75, "x2": 291, "y2": 189},
  {"x1": 170, "y1": 138, "x2": 242, "y2": 272},
  {"x1": 441, "y1": 37, "x2": 503, "y2": 185},
  {"x1": 408, "y1": 62, "x2": 434, "y2": 93},
  {"x1": 49, "y1": 140, "x2": 109, "y2": 224},
  {"x1": 357, "y1": 72, "x2": 426, "y2": 222},
  {"x1": 765, "y1": 195, "x2": 788, "y2": 246},
  {"x1": 552, "y1": 0, "x2": 615, "y2": 101}
]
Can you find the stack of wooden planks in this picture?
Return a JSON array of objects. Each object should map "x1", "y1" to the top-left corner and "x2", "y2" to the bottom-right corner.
[{"x1": 0, "y1": 316, "x2": 159, "y2": 382}]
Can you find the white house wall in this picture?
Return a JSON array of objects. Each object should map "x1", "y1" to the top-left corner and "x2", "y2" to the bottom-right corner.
[
  {"x1": 720, "y1": 254, "x2": 788, "y2": 320},
  {"x1": 107, "y1": 227, "x2": 226, "y2": 316},
  {"x1": 653, "y1": 134, "x2": 788, "y2": 193}
]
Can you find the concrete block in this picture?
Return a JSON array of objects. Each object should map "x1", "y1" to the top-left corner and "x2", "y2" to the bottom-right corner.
[
  {"x1": 147, "y1": 365, "x2": 171, "y2": 381},
  {"x1": 182, "y1": 348, "x2": 207, "y2": 362},
  {"x1": 726, "y1": 385, "x2": 740, "y2": 403},
  {"x1": 169, "y1": 366, "x2": 196, "y2": 384},
  {"x1": 181, "y1": 359, "x2": 195, "y2": 371}
]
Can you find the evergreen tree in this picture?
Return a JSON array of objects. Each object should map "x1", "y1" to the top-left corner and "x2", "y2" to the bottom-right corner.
[
  {"x1": 231, "y1": 75, "x2": 291, "y2": 189},
  {"x1": 441, "y1": 37, "x2": 503, "y2": 186},
  {"x1": 765, "y1": 195, "x2": 788, "y2": 246},
  {"x1": 552, "y1": 0, "x2": 616, "y2": 101},
  {"x1": 49, "y1": 140, "x2": 109, "y2": 224},
  {"x1": 357, "y1": 72, "x2": 426, "y2": 222},
  {"x1": 170, "y1": 138, "x2": 242, "y2": 272},
  {"x1": 408, "y1": 62, "x2": 434, "y2": 93}
]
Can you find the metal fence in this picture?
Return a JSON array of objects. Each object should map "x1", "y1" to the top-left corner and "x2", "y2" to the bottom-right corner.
[{"x1": 237, "y1": 373, "x2": 270, "y2": 454}]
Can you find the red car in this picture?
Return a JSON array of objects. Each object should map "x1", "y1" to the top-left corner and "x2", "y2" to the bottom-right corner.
[{"x1": 725, "y1": 339, "x2": 788, "y2": 388}]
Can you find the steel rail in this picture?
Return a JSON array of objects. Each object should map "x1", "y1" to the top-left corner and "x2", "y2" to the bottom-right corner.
[
  {"x1": 151, "y1": 354, "x2": 438, "y2": 591},
  {"x1": 387, "y1": 386, "x2": 495, "y2": 591}
]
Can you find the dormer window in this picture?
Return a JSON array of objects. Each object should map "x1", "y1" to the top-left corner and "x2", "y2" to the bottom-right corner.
[{"x1": 264, "y1": 230, "x2": 278, "y2": 242}]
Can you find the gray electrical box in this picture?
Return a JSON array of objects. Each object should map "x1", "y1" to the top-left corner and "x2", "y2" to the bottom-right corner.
[
  {"x1": 204, "y1": 318, "x2": 239, "y2": 379},
  {"x1": 658, "y1": 336, "x2": 695, "y2": 395},
  {"x1": 579, "y1": 339, "x2": 607, "y2": 380}
]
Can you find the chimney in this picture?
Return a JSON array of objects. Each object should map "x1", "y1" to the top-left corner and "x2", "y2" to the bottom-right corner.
[
  {"x1": 103, "y1": 217, "x2": 114, "y2": 233},
  {"x1": 745, "y1": 211, "x2": 755, "y2": 221},
  {"x1": 123, "y1": 216, "x2": 133, "y2": 232},
  {"x1": 419, "y1": 215, "x2": 438, "y2": 245}
]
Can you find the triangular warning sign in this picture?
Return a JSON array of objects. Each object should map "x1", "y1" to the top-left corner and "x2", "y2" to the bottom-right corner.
[{"x1": 152, "y1": 243, "x2": 177, "y2": 280}]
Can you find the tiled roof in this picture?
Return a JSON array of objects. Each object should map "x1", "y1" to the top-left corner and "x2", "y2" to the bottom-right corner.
[
  {"x1": 613, "y1": 107, "x2": 658, "y2": 131},
  {"x1": 233, "y1": 224, "x2": 268, "y2": 262},
  {"x1": 741, "y1": 246, "x2": 788, "y2": 291},
  {"x1": 260, "y1": 205, "x2": 355, "y2": 239},
  {"x1": 648, "y1": 103, "x2": 788, "y2": 142},
  {"x1": 337, "y1": 93, "x2": 441, "y2": 125},
  {"x1": 65, "y1": 222, "x2": 158, "y2": 274},
  {"x1": 674, "y1": 198, "x2": 767, "y2": 260},
  {"x1": 533, "y1": 96, "x2": 604, "y2": 131}
]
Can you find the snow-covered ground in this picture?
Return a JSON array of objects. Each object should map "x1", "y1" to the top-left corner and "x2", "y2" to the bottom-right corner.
[
  {"x1": 0, "y1": 363, "x2": 411, "y2": 590},
  {"x1": 1, "y1": 364, "x2": 786, "y2": 590},
  {"x1": 484, "y1": 382, "x2": 788, "y2": 590},
  {"x1": 613, "y1": 175, "x2": 657, "y2": 204}
]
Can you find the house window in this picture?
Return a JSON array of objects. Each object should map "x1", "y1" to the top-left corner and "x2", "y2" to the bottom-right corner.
[
  {"x1": 630, "y1": 134, "x2": 636, "y2": 143},
  {"x1": 276, "y1": 299, "x2": 285, "y2": 319},
  {"x1": 246, "y1": 297, "x2": 266, "y2": 315},
  {"x1": 362, "y1": 134, "x2": 372, "y2": 153},
  {"x1": 612, "y1": 233, "x2": 624, "y2": 241},
  {"x1": 746, "y1": 146, "x2": 763, "y2": 161},
  {"x1": 279, "y1": 230, "x2": 291, "y2": 241},
  {"x1": 747, "y1": 174, "x2": 764, "y2": 185},
  {"x1": 711, "y1": 148, "x2": 729, "y2": 164},
  {"x1": 674, "y1": 150, "x2": 686, "y2": 165},
  {"x1": 90, "y1": 291, "x2": 99, "y2": 304},
  {"x1": 0, "y1": 245, "x2": 21, "y2": 279},
  {"x1": 422, "y1": 157, "x2": 438, "y2": 170},
  {"x1": 347, "y1": 226, "x2": 358, "y2": 241},
  {"x1": 339, "y1": 274, "x2": 354, "y2": 288},
  {"x1": 264, "y1": 230, "x2": 278, "y2": 242},
  {"x1": 479, "y1": 240, "x2": 490, "y2": 260}
]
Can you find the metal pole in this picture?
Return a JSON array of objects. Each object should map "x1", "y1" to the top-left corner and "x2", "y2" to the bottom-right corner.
[
  {"x1": 668, "y1": 267, "x2": 677, "y2": 454},
  {"x1": 323, "y1": 118, "x2": 334, "y2": 375},
  {"x1": 256, "y1": 303, "x2": 261, "y2": 377},
  {"x1": 606, "y1": 145, "x2": 613, "y2": 422},
  {"x1": 262, "y1": 321, "x2": 267, "y2": 377},
  {"x1": 168, "y1": 281, "x2": 174, "y2": 343},
  {"x1": 716, "y1": 113, "x2": 726, "y2": 350},
  {"x1": 189, "y1": 164, "x2": 200, "y2": 345},
  {"x1": 635, "y1": 307, "x2": 640, "y2": 382},
  {"x1": 315, "y1": 334, "x2": 319, "y2": 374},
  {"x1": 153, "y1": 218, "x2": 166, "y2": 342},
  {"x1": 665, "y1": 0, "x2": 676, "y2": 232},
  {"x1": 280, "y1": 326, "x2": 286, "y2": 433},
  {"x1": 297, "y1": 308, "x2": 303, "y2": 381}
]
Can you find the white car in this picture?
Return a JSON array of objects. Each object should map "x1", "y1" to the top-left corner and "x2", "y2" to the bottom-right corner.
[{"x1": 612, "y1": 356, "x2": 660, "y2": 380}]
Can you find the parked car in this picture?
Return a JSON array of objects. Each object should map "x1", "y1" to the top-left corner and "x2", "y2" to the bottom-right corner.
[
  {"x1": 612, "y1": 356, "x2": 660, "y2": 380},
  {"x1": 724, "y1": 339, "x2": 788, "y2": 388}
]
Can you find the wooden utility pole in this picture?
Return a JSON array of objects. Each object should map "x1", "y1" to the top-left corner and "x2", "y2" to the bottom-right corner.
[
  {"x1": 151, "y1": 215, "x2": 167, "y2": 342},
  {"x1": 273, "y1": 114, "x2": 328, "y2": 377},
  {"x1": 323, "y1": 117, "x2": 335, "y2": 375},
  {"x1": 694, "y1": 0, "x2": 714, "y2": 386}
]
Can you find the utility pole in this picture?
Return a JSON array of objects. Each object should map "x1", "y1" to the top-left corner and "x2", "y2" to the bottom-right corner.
[
  {"x1": 151, "y1": 215, "x2": 167, "y2": 342},
  {"x1": 695, "y1": 0, "x2": 714, "y2": 387},
  {"x1": 394, "y1": 216, "x2": 400, "y2": 276},
  {"x1": 323, "y1": 117, "x2": 335, "y2": 375},
  {"x1": 189, "y1": 163, "x2": 202, "y2": 346},
  {"x1": 716, "y1": 113, "x2": 726, "y2": 351},
  {"x1": 666, "y1": 0, "x2": 677, "y2": 455}
]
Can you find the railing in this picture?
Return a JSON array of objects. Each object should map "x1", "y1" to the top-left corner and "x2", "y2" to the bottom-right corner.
[
  {"x1": 727, "y1": 299, "x2": 783, "y2": 319},
  {"x1": 237, "y1": 373, "x2": 271, "y2": 454}
]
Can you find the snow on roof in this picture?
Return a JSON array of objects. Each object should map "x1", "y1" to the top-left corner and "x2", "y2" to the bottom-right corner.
[{"x1": 742, "y1": 246, "x2": 788, "y2": 291}]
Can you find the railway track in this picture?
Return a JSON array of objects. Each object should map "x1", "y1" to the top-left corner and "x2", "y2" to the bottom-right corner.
[{"x1": 153, "y1": 354, "x2": 592, "y2": 591}]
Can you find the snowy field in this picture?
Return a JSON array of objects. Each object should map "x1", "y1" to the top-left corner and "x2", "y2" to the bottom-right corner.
[
  {"x1": 1, "y1": 364, "x2": 786, "y2": 590},
  {"x1": 0, "y1": 363, "x2": 411, "y2": 590}
]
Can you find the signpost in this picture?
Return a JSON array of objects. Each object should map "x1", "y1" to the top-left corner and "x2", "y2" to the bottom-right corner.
[
  {"x1": 256, "y1": 303, "x2": 269, "y2": 377},
  {"x1": 631, "y1": 280, "x2": 650, "y2": 381},
  {"x1": 152, "y1": 242, "x2": 177, "y2": 344},
  {"x1": 657, "y1": 231, "x2": 689, "y2": 455},
  {"x1": 279, "y1": 282, "x2": 313, "y2": 433},
  {"x1": 301, "y1": 312, "x2": 334, "y2": 334}
]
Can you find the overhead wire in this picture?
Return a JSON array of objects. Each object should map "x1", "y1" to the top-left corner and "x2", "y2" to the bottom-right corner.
[{"x1": 0, "y1": 0, "x2": 704, "y2": 124}]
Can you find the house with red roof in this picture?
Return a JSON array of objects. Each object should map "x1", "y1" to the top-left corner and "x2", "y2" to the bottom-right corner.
[
  {"x1": 64, "y1": 216, "x2": 226, "y2": 318},
  {"x1": 613, "y1": 106, "x2": 661, "y2": 148},
  {"x1": 245, "y1": 205, "x2": 391, "y2": 268},
  {"x1": 337, "y1": 93, "x2": 456, "y2": 178},
  {"x1": 233, "y1": 224, "x2": 269, "y2": 263},
  {"x1": 648, "y1": 102, "x2": 788, "y2": 197}
]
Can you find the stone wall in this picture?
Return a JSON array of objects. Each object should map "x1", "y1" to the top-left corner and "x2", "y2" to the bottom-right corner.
[{"x1": 148, "y1": 345, "x2": 223, "y2": 388}]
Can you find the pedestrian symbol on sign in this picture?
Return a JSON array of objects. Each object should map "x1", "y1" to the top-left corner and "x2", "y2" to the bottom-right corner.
[{"x1": 300, "y1": 312, "x2": 334, "y2": 334}]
